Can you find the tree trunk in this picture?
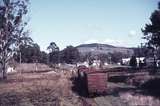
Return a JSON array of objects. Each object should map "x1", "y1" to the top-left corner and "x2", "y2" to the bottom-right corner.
[
  {"x1": 20, "y1": 52, "x2": 22, "y2": 64},
  {"x1": 153, "y1": 54, "x2": 158, "y2": 74},
  {"x1": 152, "y1": 47, "x2": 157, "y2": 74},
  {"x1": 2, "y1": 62, "x2": 7, "y2": 79}
]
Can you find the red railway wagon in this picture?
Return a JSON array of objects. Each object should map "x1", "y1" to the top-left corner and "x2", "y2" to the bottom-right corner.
[
  {"x1": 77, "y1": 66, "x2": 97, "y2": 74},
  {"x1": 86, "y1": 71, "x2": 108, "y2": 95},
  {"x1": 77, "y1": 65, "x2": 89, "y2": 73},
  {"x1": 77, "y1": 66, "x2": 108, "y2": 96}
]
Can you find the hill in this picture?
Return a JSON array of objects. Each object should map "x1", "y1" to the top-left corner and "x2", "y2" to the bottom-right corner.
[{"x1": 76, "y1": 43, "x2": 134, "y2": 56}]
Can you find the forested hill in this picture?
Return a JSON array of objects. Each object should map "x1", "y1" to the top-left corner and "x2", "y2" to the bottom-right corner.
[{"x1": 76, "y1": 43, "x2": 134, "y2": 56}]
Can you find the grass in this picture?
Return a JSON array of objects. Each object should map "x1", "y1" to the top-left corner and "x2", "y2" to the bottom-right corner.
[
  {"x1": 0, "y1": 72, "x2": 61, "y2": 106},
  {"x1": 1, "y1": 64, "x2": 160, "y2": 106}
]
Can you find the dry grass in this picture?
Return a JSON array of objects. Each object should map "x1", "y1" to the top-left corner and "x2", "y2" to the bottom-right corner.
[
  {"x1": 1, "y1": 64, "x2": 160, "y2": 106},
  {"x1": 0, "y1": 67, "x2": 85, "y2": 106},
  {"x1": 16, "y1": 63, "x2": 52, "y2": 73},
  {"x1": 0, "y1": 72, "x2": 61, "y2": 106},
  {"x1": 120, "y1": 92, "x2": 160, "y2": 106}
]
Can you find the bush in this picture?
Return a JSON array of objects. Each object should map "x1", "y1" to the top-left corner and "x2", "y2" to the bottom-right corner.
[{"x1": 129, "y1": 56, "x2": 137, "y2": 68}]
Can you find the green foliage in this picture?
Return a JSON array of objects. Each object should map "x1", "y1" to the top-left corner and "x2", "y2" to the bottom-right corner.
[
  {"x1": 60, "y1": 46, "x2": 80, "y2": 64},
  {"x1": 142, "y1": 2, "x2": 160, "y2": 71},
  {"x1": 98, "y1": 53, "x2": 109, "y2": 65},
  {"x1": 47, "y1": 42, "x2": 59, "y2": 53},
  {"x1": 142, "y1": 2, "x2": 160, "y2": 49},
  {"x1": 49, "y1": 51, "x2": 59, "y2": 64},
  {"x1": 0, "y1": 0, "x2": 30, "y2": 79},
  {"x1": 40, "y1": 51, "x2": 49, "y2": 64},
  {"x1": 129, "y1": 56, "x2": 137, "y2": 68},
  {"x1": 14, "y1": 43, "x2": 49, "y2": 64},
  {"x1": 47, "y1": 42, "x2": 59, "y2": 64},
  {"x1": 108, "y1": 52, "x2": 125, "y2": 64}
]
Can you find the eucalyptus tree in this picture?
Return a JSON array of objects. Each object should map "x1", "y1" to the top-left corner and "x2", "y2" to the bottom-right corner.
[
  {"x1": 47, "y1": 42, "x2": 59, "y2": 53},
  {"x1": 47, "y1": 42, "x2": 60, "y2": 64},
  {"x1": 61, "y1": 46, "x2": 80, "y2": 64},
  {"x1": 142, "y1": 2, "x2": 160, "y2": 50},
  {"x1": 142, "y1": 2, "x2": 160, "y2": 71},
  {"x1": 0, "y1": 0, "x2": 31, "y2": 79}
]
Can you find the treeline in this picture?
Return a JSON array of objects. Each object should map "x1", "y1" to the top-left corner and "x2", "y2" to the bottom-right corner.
[
  {"x1": 13, "y1": 41, "x2": 131, "y2": 65},
  {"x1": 13, "y1": 42, "x2": 80, "y2": 64}
]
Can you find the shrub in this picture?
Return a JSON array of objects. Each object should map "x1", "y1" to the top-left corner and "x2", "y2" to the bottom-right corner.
[{"x1": 129, "y1": 56, "x2": 137, "y2": 68}]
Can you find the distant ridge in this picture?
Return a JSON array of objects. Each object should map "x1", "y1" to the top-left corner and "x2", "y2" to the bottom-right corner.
[
  {"x1": 76, "y1": 43, "x2": 134, "y2": 56},
  {"x1": 77, "y1": 43, "x2": 116, "y2": 48}
]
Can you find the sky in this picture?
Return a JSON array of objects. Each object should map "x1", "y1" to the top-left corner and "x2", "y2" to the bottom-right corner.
[{"x1": 29, "y1": 0, "x2": 159, "y2": 51}]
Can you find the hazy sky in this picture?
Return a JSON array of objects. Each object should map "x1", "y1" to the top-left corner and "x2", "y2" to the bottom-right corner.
[{"x1": 30, "y1": 0, "x2": 158, "y2": 51}]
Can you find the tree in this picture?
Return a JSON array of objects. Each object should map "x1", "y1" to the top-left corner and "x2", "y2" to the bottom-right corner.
[
  {"x1": 0, "y1": 0, "x2": 30, "y2": 79},
  {"x1": 98, "y1": 53, "x2": 109, "y2": 64},
  {"x1": 14, "y1": 43, "x2": 48, "y2": 63},
  {"x1": 47, "y1": 42, "x2": 59, "y2": 53},
  {"x1": 24, "y1": 43, "x2": 41, "y2": 63},
  {"x1": 142, "y1": 2, "x2": 160, "y2": 55},
  {"x1": 48, "y1": 51, "x2": 59, "y2": 64},
  {"x1": 47, "y1": 42, "x2": 60, "y2": 64},
  {"x1": 61, "y1": 46, "x2": 80, "y2": 64},
  {"x1": 129, "y1": 56, "x2": 137, "y2": 68},
  {"x1": 39, "y1": 51, "x2": 49, "y2": 64},
  {"x1": 108, "y1": 52, "x2": 124, "y2": 64},
  {"x1": 142, "y1": 2, "x2": 160, "y2": 71},
  {"x1": 133, "y1": 46, "x2": 149, "y2": 57}
]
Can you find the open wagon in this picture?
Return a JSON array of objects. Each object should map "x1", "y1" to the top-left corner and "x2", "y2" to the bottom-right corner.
[
  {"x1": 86, "y1": 71, "x2": 108, "y2": 95},
  {"x1": 77, "y1": 66, "x2": 108, "y2": 96}
]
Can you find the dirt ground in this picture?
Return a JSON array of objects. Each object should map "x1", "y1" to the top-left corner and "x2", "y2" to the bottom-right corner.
[{"x1": 0, "y1": 67, "x2": 160, "y2": 106}]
